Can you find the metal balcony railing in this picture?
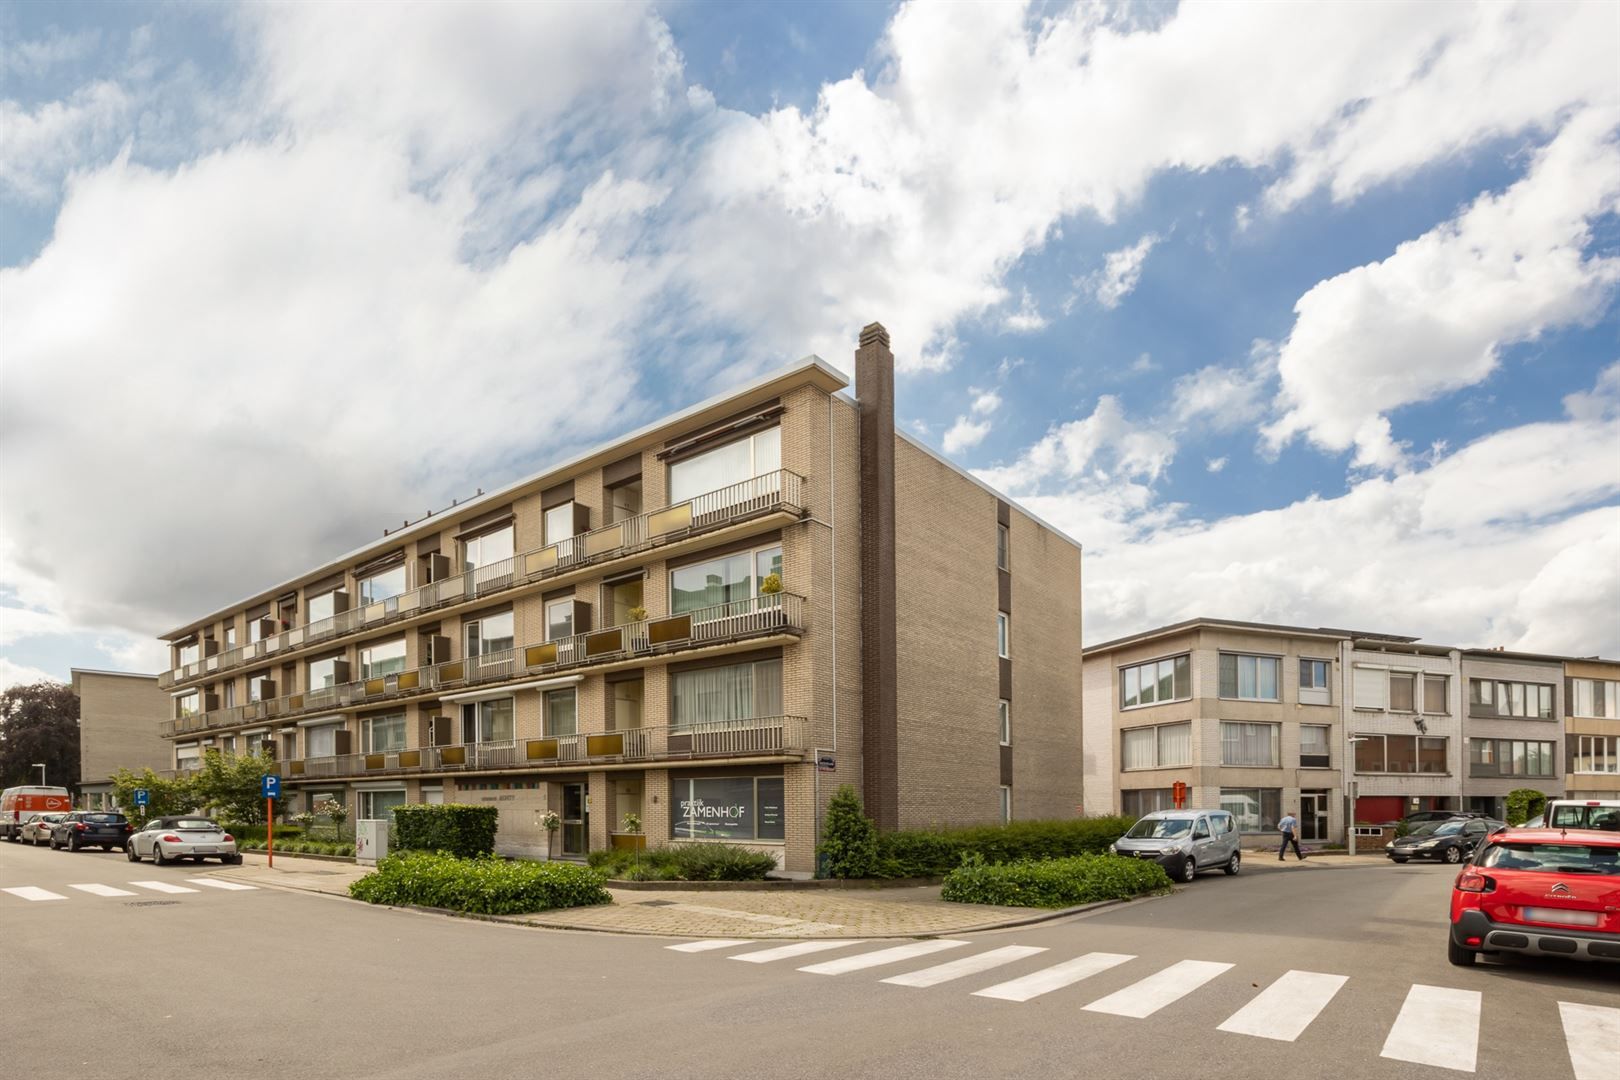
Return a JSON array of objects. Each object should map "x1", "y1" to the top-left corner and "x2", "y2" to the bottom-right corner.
[
  {"x1": 160, "y1": 593, "x2": 805, "y2": 737},
  {"x1": 163, "y1": 471, "x2": 804, "y2": 688}
]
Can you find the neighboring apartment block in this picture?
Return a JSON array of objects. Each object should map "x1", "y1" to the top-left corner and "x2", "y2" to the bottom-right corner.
[
  {"x1": 1565, "y1": 657, "x2": 1620, "y2": 801},
  {"x1": 71, "y1": 668, "x2": 170, "y2": 810},
  {"x1": 154, "y1": 325, "x2": 1083, "y2": 875}
]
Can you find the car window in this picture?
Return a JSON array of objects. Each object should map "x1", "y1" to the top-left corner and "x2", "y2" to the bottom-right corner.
[
  {"x1": 1465, "y1": 822, "x2": 1485, "y2": 835},
  {"x1": 83, "y1": 813, "x2": 124, "y2": 823},
  {"x1": 1193, "y1": 819, "x2": 1211, "y2": 839},
  {"x1": 1435, "y1": 821, "x2": 1465, "y2": 836},
  {"x1": 1125, "y1": 818, "x2": 1192, "y2": 839},
  {"x1": 1217, "y1": 814, "x2": 1234, "y2": 834},
  {"x1": 144, "y1": 820, "x2": 162, "y2": 831},
  {"x1": 173, "y1": 819, "x2": 217, "y2": 830},
  {"x1": 1408, "y1": 822, "x2": 1442, "y2": 836},
  {"x1": 1477, "y1": 841, "x2": 1620, "y2": 874}
]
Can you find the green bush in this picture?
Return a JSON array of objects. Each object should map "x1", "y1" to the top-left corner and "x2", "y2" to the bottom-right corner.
[
  {"x1": 222, "y1": 823, "x2": 304, "y2": 845},
  {"x1": 942, "y1": 853, "x2": 1172, "y2": 908},
  {"x1": 349, "y1": 852, "x2": 611, "y2": 914},
  {"x1": 239, "y1": 838, "x2": 354, "y2": 857},
  {"x1": 392, "y1": 804, "x2": 499, "y2": 858},
  {"x1": 819, "y1": 784, "x2": 878, "y2": 878},
  {"x1": 586, "y1": 843, "x2": 778, "y2": 881},
  {"x1": 1505, "y1": 788, "x2": 1548, "y2": 826},
  {"x1": 873, "y1": 816, "x2": 1135, "y2": 878}
]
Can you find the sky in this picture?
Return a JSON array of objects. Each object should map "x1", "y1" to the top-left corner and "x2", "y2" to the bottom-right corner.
[{"x1": 1, "y1": 0, "x2": 1618, "y2": 690}]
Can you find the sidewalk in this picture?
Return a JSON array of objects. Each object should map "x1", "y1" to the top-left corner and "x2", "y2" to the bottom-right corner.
[{"x1": 1240, "y1": 849, "x2": 1391, "y2": 871}]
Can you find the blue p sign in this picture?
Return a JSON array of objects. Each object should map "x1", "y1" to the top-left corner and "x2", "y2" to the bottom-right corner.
[
  {"x1": 261, "y1": 775, "x2": 280, "y2": 800},
  {"x1": 133, "y1": 788, "x2": 149, "y2": 807}
]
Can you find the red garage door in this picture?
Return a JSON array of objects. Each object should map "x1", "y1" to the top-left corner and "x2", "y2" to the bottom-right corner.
[{"x1": 1355, "y1": 796, "x2": 1405, "y2": 825}]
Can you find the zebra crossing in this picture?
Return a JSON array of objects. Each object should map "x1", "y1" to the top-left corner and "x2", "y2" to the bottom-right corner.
[
  {"x1": 663, "y1": 937, "x2": 1620, "y2": 1078},
  {"x1": 2, "y1": 879, "x2": 258, "y2": 902}
]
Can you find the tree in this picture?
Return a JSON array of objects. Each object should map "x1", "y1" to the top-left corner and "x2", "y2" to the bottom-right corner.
[
  {"x1": 192, "y1": 749, "x2": 277, "y2": 824},
  {"x1": 109, "y1": 768, "x2": 196, "y2": 822},
  {"x1": 1505, "y1": 788, "x2": 1548, "y2": 826},
  {"x1": 0, "y1": 681, "x2": 81, "y2": 791},
  {"x1": 818, "y1": 784, "x2": 878, "y2": 879}
]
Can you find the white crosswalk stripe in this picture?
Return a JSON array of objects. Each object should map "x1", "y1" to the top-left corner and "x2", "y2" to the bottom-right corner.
[
  {"x1": 972, "y1": 951, "x2": 1135, "y2": 1002},
  {"x1": 882, "y1": 945, "x2": 1049, "y2": 988},
  {"x1": 1559, "y1": 1001, "x2": 1620, "y2": 1080},
  {"x1": 68, "y1": 884, "x2": 138, "y2": 897},
  {"x1": 185, "y1": 879, "x2": 257, "y2": 891},
  {"x1": 729, "y1": 940, "x2": 867, "y2": 964},
  {"x1": 128, "y1": 880, "x2": 201, "y2": 894},
  {"x1": 1216, "y1": 970, "x2": 1348, "y2": 1042},
  {"x1": 2, "y1": 886, "x2": 67, "y2": 902},
  {"x1": 666, "y1": 939, "x2": 755, "y2": 953},
  {"x1": 1083, "y1": 959, "x2": 1234, "y2": 1019},
  {"x1": 798, "y1": 940, "x2": 967, "y2": 975},
  {"x1": 1380, "y1": 984, "x2": 1480, "y2": 1073}
]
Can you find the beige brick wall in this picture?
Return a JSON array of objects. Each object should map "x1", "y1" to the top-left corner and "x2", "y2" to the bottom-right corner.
[
  {"x1": 75, "y1": 671, "x2": 171, "y2": 783},
  {"x1": 1010, "y1": 508, "x2": 1083, "y2": 819}
]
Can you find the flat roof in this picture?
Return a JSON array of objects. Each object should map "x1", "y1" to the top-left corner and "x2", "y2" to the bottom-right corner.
[
  {"x1": 1461, "y1": 647, "x2": 1617, "y2": 665},
  {"x1": 69, "y1": 668, "x2": 159, "y2": 680},
  {"x1": 1084, "y1": 617, "x2": 1415, "y2": 656}
]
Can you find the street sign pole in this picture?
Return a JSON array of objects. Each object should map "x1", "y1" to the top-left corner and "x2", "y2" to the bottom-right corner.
[{"x1": 267, "y1": 797, "x2": 274, "y2": 868}]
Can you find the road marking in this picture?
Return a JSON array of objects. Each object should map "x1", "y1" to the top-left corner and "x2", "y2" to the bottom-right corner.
[
  {"x1": 1082, "y1": 959, "x2": 1234, "y2": 1018},
  {"x1": 799, "y1": 940, "x2": 968, "y2": 975},
  {"x1": 2, "y1": 886, "x2": 67, "y2": 902},
  {"x1": 729, "y1": 940, "x2": 867, "y2": 964},
  {"x1": 1380, "y1": 984, "x2": 1480, "y2": 1073},
  {"x1": 972, "y1": 952, "x2": 1135, "y2": 1002},
  {"x1": 186, "y1": 879, "x2": 257, "y2": 891},
  {"x1": 68, "y1": 884, "x2": 138, "y2": 897},
  {"x1": 881, "y1": 945, "x2": 1049, "y2": 988},
  {"x1": 1216, "y1": 970, "x2": 1348, "y2": 1041},
  {"x1": 1559, "y1": 1001, "x2": 1620, "y2": 1080},
  {"x1": 666, "y1": 939, "x2": 755, "y2": 953},
  {"x1": 128, "y1": 880, "x2": 201, "y2": 894}
]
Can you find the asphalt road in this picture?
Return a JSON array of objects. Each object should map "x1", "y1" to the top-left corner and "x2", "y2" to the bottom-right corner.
[{"x1": 3, "y1": 841, "x2": 1615, "y2": 1080}]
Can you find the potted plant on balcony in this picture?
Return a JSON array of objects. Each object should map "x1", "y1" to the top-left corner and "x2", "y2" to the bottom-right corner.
[
  {"x1": 539, "y1": 809, "x2": 561, "y2": 860},
  {"x1": 627, "y1": 606, "x2": 648, "y2": 623},
  {"x1": 759, "y1": 572, "x2": 784, "y2": 621}
]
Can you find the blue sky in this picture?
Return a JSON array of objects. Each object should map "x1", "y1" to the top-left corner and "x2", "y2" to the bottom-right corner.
[{"x1": 2, "y1": 1, "x2": 1617, "y2": 687}]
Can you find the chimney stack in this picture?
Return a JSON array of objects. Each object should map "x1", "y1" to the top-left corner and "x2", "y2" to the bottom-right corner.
[{"x1": 856, "y1": 322, "x2": 900, "y2": 832}]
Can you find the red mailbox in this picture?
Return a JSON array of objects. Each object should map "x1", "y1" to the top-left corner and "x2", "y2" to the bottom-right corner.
[{"x1": 1172, "y1": 781, "x2": 1188, "y2": 809}]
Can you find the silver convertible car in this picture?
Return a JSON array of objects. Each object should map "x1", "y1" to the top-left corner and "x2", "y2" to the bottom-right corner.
[{"x1": 126, "y1": 817, "x2": 242, "y2": 865}]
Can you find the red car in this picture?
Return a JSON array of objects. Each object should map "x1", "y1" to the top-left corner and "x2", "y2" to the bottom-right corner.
[{"x1": 1448, "y1": 827, "x2": 1620, "y2": 966}]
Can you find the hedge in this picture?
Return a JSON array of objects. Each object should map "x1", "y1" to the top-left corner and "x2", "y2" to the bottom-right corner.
[
  {"x1": 391, "y1": 804, "x2": 499, "y2": 858},
  {"x1": 586, "y1": 844, "x2": 778, "y2": 881},
  {"x1": 222, "y1": 823, "x2": 304, "y2": 845},
  {"x1": 873, "y1": 817, "x2": 1135, "y2": 878},
  {"x1": 349, "y1": 852, "x2": 611, "y2": 914},
  {"x1": 942, "y1": 853, "x2": 1172, "y2": 908},
  {"x1": 241, "y1": 839, "x2": 354, "y2": 857}
]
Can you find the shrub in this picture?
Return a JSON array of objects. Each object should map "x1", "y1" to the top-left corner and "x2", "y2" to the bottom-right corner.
[
  {"x1": 349, "y1": 852, "x2": 611, "y2": 914},
  {"x1": 942, "y1": 853, "x2": 1172, "y2": 908},
  {"x1": 222, "y1": 823, "x2": 305, "y2": 845},
  {"x1": 819, "y1": 785, "x2": 878, "y2": 878},
  {"x1": 1505, "y1": 788, "x2": 1548, "y2": 826},
  {"x1": 392, "y1": 803, "x2": 499, "y2": 858},
  {"x1": 587, "y1": 843, "x2": 778, "y2": 881},
  {"x1": 872, "y1": 817, "x2": 1135, "y2": 878}
]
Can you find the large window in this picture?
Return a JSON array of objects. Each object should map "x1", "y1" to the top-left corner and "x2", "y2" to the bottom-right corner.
[
  {"x1": 1121, "y1": 788, "x2": 1175, "y2": 817},
  {"x1": 461, "y1": 525, "x2": 515, "y2": 572},
  {"x1": 1219, "y1": 654, "x2": 1280, "y2": 702},
  {"x1": 1469, "y1": 739, "x2": 1555, "y2": 778},
  {"x1": 360, "y1": 638, "x2": 407, "y2": 680},
  {"x1": 1299, "y1": 725, "x2": 1331, "y2": 768},
  {"x1": 1572, "y1": 735, "x2": 1619, "y2": 774},
  {"x1": 668, "y1": 427, "x2": 781, "y2": 504},
  {"x1": 672, "y1": 659, "x2": 782, "y2": 729},
  {"x1": 175, "y1": 743, "x2": 200, "y2": 770},
  {"x1": 1422, "y1": 675, "x2": 1448, "y2": 714},
  {"x1": 464, "y1": 611, "x2": 514, "y2": 658},
  {"x1": 305, "y1": 723, "x2": 340, "y2": 759},
  {"x1": 546, "y1": 599, "x2": 577, "y2": 642},
  {"x1": 307, "y1": 589, "x2": 342, "y2": 624},
  {"x1": 359, "y1": 790, "x2": 406, "y2": 822},
  {"x1": 1354, "y1": 733, "x2": 1448, "y2": 774},
  {"x1": 362, "y1": 712, "x2": 407, "y2": 754},
  {"x1": 1569, "y1": 678, "x2": 1620, "y2": 719},
  {"x1": 307, "y1": 656, "x2": 344, "y2": 691},
  {"x1": 358, "y1": 565, "x2": 407, "y2": 606},
  {"x1": 462, "y1": 698, "x2": 514, "y2": 744},
  {"x1": 671, "y1": 776, "x2": 785, "y2": 841},
  {"x1": 1299, "y1": 659, "x2": 1331, "y2": 692},
  {"x1": 1121, "y1": 722, "x2": 1191, "y2": 770},
  {"x1": 1120, "y1": 655, "x2": 1192, "y2": 709},
  {"x1": 669, "y1": 545, "x2": 782, "y2": 615},
  {"x1": 175, "y1": 691, "x2": 199, "y2": 718},
  {"x1": 1220, "y1": 722, "x2": 1279, "y2": 767},
  {"x1": 1219, "y1": 788, "x2": 1281, "y2": 832},
  {"x1": 1468, "y1": 678, "x2": 1554, "y2": 719},
  {"x1": 177, "y1": 639, "x2": 199, "y2": 666},
  {"x1": 544, "y1": 688, "x2": 577, "y2": 737}
]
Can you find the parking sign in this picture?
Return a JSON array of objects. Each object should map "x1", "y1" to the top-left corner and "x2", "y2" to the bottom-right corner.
[
  {"x1": 261, "y1": 775, "x2": 280, "y2": 800},
  {"x1": 134, "y1": 788, "x2": 149, "y2": 808}
]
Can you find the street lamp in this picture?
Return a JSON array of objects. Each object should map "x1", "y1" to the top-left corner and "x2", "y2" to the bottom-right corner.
[{"x1": 32, "y1": 763, "x2": 46, "y2": 786}]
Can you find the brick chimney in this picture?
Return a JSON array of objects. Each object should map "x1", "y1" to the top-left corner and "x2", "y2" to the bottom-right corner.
[{"x1": 856, "y1": 322, "x2": 900, "y2": 832}]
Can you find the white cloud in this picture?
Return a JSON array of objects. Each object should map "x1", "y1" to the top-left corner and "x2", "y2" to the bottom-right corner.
[
  {"x1": 0, "y1": 81, "x2": 130, "y2": 202},
  {"x1": 978, "y1": 395, "x2": 1176, "y2": 493},
  {"x1": 1264, "y1": 111, "x2": 1620, "y2": 470},
  {"x1": 1087, "y1": 233, "x2": 1159, "y2": 309},
  {"x1": 942, "y1": 416, "x2": 994, "y2": 454},
  {"x1": 0, "y1": 658, "x2": 58, "y2": 693},
  {"x1": 1001, "y1": 289, "x2": 1047, "y2": 332},
  {"x1": 1564, "y1": 360, "x2": 1620, "y2": 421},
  {"x1": 1, "y1": 28, "x2": 101, "y2": 79},
  {"x1": 970, "y1": 389, "x2": 1002, "y2": 415},
  {"x1": 1205, "y1": 457, "x2": 1228, "y2": 474},
  {"x1": 1171, "y1": 347, "x2": 1274, "y2": 431}
]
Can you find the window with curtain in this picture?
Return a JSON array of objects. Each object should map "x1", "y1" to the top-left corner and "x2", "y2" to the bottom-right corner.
[
  {"x1": 1157, "y1": 723, "x2": 1191, "y2": 766},
  {"x1": 1573, "y1": 735, "x2": 1618, "y2": 773},
  {"x1": 362, "y1": 713, "x2": 407, "y2": 753},
  {"x1": 672, "y1": 660, "x2": 782, "y2": 730},
  {"x1": 1469, "y1": 739, "x2": 1555, "y2": 777},
  {"x1": 1121, "y1": 728, "x2": 1156, "y2": 771},
  {"x1": 1220, "y1": 722, "x2": 1279, "y2": 767},
  {"x1": 1299, "y1": 725, "x2": 1331, "y2": 768},
  {"x1": 360, "y1": 638, "x2": 407, "y2": 680},
  {"x1": 1219, "y1": 654, "x2": 1280, "y2": 701},
  {"x1": 1120, "y1": 655, "x2": 1191, "y2": 708},
  {"x1": 1121, "y1": 722, "x2": 1190, "y2": 769},
  {"x1": 668, "y1": 427, "x2": 782, "y2": 504},
  {"x1": 1422, "y1": 675, "x2": 1448, "y2": 714},
  {"x1": 1468, "y1": 678, "x2": 1554, "y2": 719},
  {"x1": 1570, "y1": 679, "x2": 1620, "y2": 719},
  {"x1": 1121, "y1": 789, "x2": 1175, "y2": 816},
  {"x1": 1388, "y1": 673, "x2": 1416, "y2": 712},
  {"x1": 1352, "y1": 666, "x2": 1388, "y2": 709},
  {"x1": 360, "y1": 790, "x2": 406, "y2": 821},
  {"x1": 306, "y1": 724, "x2": 340, "y2": 758},
  {"x1": 545, "y1": 688, "x2": 578, "y2": 737},
  {"x1": 1219, "y1": 788, "x2": 1281, "y2": 832}
]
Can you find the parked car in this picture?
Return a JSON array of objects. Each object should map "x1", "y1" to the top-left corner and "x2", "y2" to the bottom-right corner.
[
  {"x1": 127, "y1": 817, "x2": 241, "y2": 865},
  {"x1": 1448, "y1": 827, "x2": 1620, "y2": 966},
  {"x1": 1544, "y1": 799, "x2": 1620, "y2": 832},
  {"x1": 19, "y1": 812, "x2": 68, "y2": 846},
  {"x1": 1387, "y1": 817, "x2": 1504, "y2": 864},
  {"x1": 1403, "y1": 809, "x2": 1485, "y2": 827},
  {"x1": 1109, "y1": 809, "x2": 1242, "y2": 883},
  {"x1": 0, "y1": 785, "x2": 73, "y2": 841},
  {"x1": 49, "y1": 811, "x2": 132, "y2": 852}
]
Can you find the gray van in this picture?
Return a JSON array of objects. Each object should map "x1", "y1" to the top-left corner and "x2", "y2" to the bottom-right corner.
[{"x1": 1110, "y1": 809, "x2": 1242, "y2": 882}]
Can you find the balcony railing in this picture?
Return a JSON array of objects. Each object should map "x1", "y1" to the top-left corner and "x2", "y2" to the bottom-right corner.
[
  {"x1": 160, "y1": 593, "x2": 805, "y2": 737},
  {"x1": 275, "y1": 715, "x2": 809, "y2": 781},
  {"x1": 160, "y1": 470, "x2": 804, "y2": 689}
]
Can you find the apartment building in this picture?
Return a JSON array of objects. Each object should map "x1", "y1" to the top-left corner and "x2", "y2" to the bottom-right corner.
[
  {"x1": 71, "y1": 668, "x2": 170, "y2": 810},
  {"x1": 154, "y1": 325, "x2": 1083, "y2": 876},
  {"x1": 1565, "y1": 657, "x2": 1620, "y2": 800},
  {"x1": 1345, "y1": 638, "x2": 1465, "y2": 825},
  {"x1": 1457, "y1": 649, "x2": 1566, "y2": 819}
]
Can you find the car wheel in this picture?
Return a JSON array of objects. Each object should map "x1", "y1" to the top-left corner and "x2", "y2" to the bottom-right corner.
[
  {"x1": 1178, "y1": 856, "x2": 1197, "y2": 883},
  {"x1": 1443, "y1": 846, "x2": 1463, "y2": 864},
  {"x1": 1447, "y1": 934, "x2": 1477, "y2": 967},
  {"x1": 1391, "y1": 856, "x2": 1408, "y2": 863},
  {"x1": 126, "y1": 844, "x2": 139, "y2": 863},
  {"x1": 154, "y1": 844, "x2": 169, "y2": 866},
  {"x1": 1224, "y1": 851, "x2": 1241, "y2": 876},
  {"x1": 49, "y1": 834, "x2": 58, "y2": 850}
]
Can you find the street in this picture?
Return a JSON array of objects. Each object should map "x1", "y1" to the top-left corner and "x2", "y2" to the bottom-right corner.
[{"x1": 2, "y1": 840, "x2": 1615, "y2": 1080}]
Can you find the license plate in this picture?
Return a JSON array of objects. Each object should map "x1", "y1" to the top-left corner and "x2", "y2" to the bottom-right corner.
[
  {"x1": 193, "y1": 846, "x2": 217, "y2": 854},
  {"x1": 1522, "y1": 907, "x2": 1600, "y2": 927}
]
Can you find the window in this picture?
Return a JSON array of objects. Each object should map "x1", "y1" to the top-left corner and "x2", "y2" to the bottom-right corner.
[
  {"x1": 544, "y1": 688, "x2": 577, "y2": 737},
  {"x1": 672, "y1": 659, "x2": 783, "y2": 729},
  {"x1": 1573, "y1": 735, "x2": 1619, "y2": 774},
  {"x1": 1352, "y1": 666, "x2": 1387, "y2": 710},
  {"x1": 358, "y1": 565, "x2": 407, "y2": 606},
  {"x1": 360, "y1": 638, "x2": 407, "y2": 680},
  {"x1": 307, "y1": 656, "x2": 343, "y2": 691},
  {"x1": 668, "y1": 427, "x2": 781, "y2": 504},
  {"x1": 1299, "y1": 725, "x2": 1331, "y2": 768},
  {"x1": 359, "y1": 790, "x2": 406, "y2": 822},
  {"x1": 1389, "y1": 672, "x2": 1416, "y2": 712},
  {"x1": 1219, "y1": 788, "x2": 1282, "y2": 832},
  {"x1": 223, "y1": 625, "x2": 237, "y2": 650},
  {"x1": 177, "y1": 639, "x2": 199, "y2": 666},
  {"x1": 1353, "y1": 734, "x2": 1448, "y2": 774},
  {"x1": 546, "y1": 598, "x2": 576, "y2": 642},
  {"x1": 997, "y1": 524, "x2": 1010, "y2": 571},
  {"x1": 248, "y1": 673, "x2": 267, "y2": 703},
  {"x1": 1120, "y1": 655, "x2": 1191, "y2": 709},
  {"x1": 670, "y1": 776, "x2": 785, "y2": 841},
  {"x1": 461, "y1": 525, "x2": 515, "y2": 572},
  {"x1": 612, "y1": 679, "x2": 645, "y2": 730},
  {"x1": 1000, "y1": 786, "x2": 1012, "y2": 824},
  {"x1": 1422, "y1": 674, "x2": 1448, "y2": 714},
  {"x1": 305, "y1": 724, "x2": 340, "y2": 759},
  {"x1": 175, "y1": 743, "x2": 200, "y2": 769},
  {"x1": 670, "y1": 544, "x2": 783, "y2": 615},
  {"x1": 607, "y1": 480, "x2": 642, "y2": 524},
  {"x1": 997, "y1": 612, "x2": 1010, "y2": 658},
  {"x1": 1469, "y1": 738, "x2": 1555, "y2": 777},
  {"x1": 1299, "y1": 659, "x2": 1331, "y2": 691},
  {"x1": 1121, "y1": 722, "x2": 1192, "y2": 770},
  {"x1": 1219, "y1": 654, "x2": 1281, "y2": 701},
  {"x1": 362, "y1": 713, "x2": 407, "y2": 754},
  {"x1": 1468, "y1": 678, "x2": 1554, "y2": 719},
  {"x1": 1121, "y1": 789, "x2": 1175, "y2": 817},
  {"x1": 544, "y1": 502, "x2": 579, "y2": 548},
  {"x1": 1570, "y1": 678, "x2": 1620, "y2": 719},
  {"x1": 307, "y1": 589, "x2": 341, "y2": 624},
  {"x1": 464, "y1": 610, "x2": 514, "y2": 658},
  {"x1": 249, "y1": 618, "x2": 266, "y2": 645},
  {"x1": 222, "y1": 682, "x2": 236, "y2": 709},
  {"x1": 1220, "y1": 722, "x2": 1280, "y2": 767},
  {"x1": 175, "y1": 691, "x2": 199, "y2": 718},
  {"x1": 998, "y1": 699, "x2": 1011, "y2": 746},
  {"x1": 461, "y1": 698, "x2": 514, "y2": 744}
]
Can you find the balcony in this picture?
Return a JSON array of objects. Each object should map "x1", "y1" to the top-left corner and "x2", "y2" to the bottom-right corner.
[
  {"x1": 160, "y1": 470, "x2": 805, "y2": 689},
  {"x1": 277, "y1": 715, "x2": 810, "y2": 781},
  {"x1": 159, "y1": 593, "x2": 806, "y2": 737}
]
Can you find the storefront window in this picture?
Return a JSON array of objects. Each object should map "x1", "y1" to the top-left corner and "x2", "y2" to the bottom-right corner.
[{"x1": 671, "y1": 776, "x2": 785, "y2": 841}]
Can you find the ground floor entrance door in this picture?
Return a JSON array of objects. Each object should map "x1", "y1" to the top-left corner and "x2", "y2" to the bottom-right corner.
[
  {"x1": 1300, "y1": 791, "x2": 1329, "y2": 841},
  {"x1": 562, "y1": 783, "x2": 588, "y2": 857}
]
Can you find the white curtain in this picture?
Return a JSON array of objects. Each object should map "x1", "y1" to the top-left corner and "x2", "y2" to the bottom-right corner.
[
  {"x1": 1157, "y1": 723, "x2": 1191, "y2": 766},
  {"x1": 1299, "y1": 725, "x2": 1330, "y2": 757},
  {"x1": 673, "y1": 660, "x2": 780, "y2": 728},
  {"x1": 1221, "y1": 723, "x2": 1277, "y2": 767},
  {"x1": 1121, "y1": 727, "x2": 1156, "y2": 770}
]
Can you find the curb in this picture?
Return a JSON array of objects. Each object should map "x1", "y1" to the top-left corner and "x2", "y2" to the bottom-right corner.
[{"x1": 601, "y1": 875, "x2": 944, "y2": 892}]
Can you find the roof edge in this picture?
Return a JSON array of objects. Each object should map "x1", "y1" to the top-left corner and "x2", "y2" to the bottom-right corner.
[{"x1": 894, "y1": 430, "x2": 1082, "y2": 552}]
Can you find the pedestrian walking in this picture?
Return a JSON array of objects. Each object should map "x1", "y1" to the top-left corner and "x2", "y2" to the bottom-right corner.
[{"x1": 1278, "y1": 810, "x2": 1306, "y2": 861}]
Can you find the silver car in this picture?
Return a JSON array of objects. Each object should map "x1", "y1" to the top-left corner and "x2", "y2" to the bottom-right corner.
[
  {"x1": 1110, "y1": 809, "x2": 1242, "y2": 883},
  {"x1": 126, "y1": 816, "x2": 242, "y2": 865}
]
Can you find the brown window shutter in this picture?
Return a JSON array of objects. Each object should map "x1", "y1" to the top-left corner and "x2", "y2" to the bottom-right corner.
[
  {"x1": 572, "y1": 501, "x2": 591, "y2": 536},
  {"x1": 573, "y1": 600, "x2": 592, "y2": 635},
  {"x1": 333, "y1": 729, "x2": 353, "y2": 756}
]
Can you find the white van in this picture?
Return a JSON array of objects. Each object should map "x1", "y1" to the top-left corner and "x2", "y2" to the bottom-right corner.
[{"x1": 1543, "y1": 798, "x2": 1620, "y2": 832}]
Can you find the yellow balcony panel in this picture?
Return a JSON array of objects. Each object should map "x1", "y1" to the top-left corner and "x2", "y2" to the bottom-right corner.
[
  {"x1": 649, "y1": 614, "x2": 692, "y2": 645},
  {"x1": 364, "y1": 678, "x2": 386, "y2": 697},
  {"x1": 288, "y1": 760, "x2": 306, "y2": 775},
  {"x1": 397, "y1": 670, "x2": 420, "y2": 691},
  {"x1": 365, "y1": 754, "x2": 386, "y2": 770},
  {"x1": 398, "y1": 749, "x2": 421, "y2": 768},
  {"x1": 439, "y1": 661, "x2": 465, "y2": 683},
  {"x1": 440, "y1": 746, "x2": 467, "y2": 766},
  {"x1": 526, "y1": 643, "x2": 558, "y2": 667},
  {"x1": 586, "y1": 733, "x2": 623, "y2": 757},
  {"x1": 648, "y1": 503, "x2": 692, "y2": 538},
  {"x1": 527, "y1": 738, "x2": 559, "y2": 761},
  {"x1": 527, "y1": 548, "x2": 558, "y2": 575},
  {"x1": 585, "y1": 629, "x2": 623, "y2": 659},
  {"x1": 585, "y1": 523, "x2": 626, "y2": 558}
]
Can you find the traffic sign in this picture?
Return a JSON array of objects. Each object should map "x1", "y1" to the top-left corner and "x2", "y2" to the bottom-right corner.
[
  {"x1": 133, "y1": 788, "x2": 149, "y2": 808},
  {"x1": 261, "y1": 775, "x2": 281, "y2": 800},
  {"x1": 816, "y1": 754, "x2": 836, "y2": 772}
]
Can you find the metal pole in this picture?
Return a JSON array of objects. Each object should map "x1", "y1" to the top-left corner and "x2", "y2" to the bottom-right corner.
[{"x1": 267, "y1": 797, "x2": 274, "y2": 869}]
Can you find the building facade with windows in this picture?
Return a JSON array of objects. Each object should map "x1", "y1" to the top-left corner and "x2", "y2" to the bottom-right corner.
[
  {"x1": 1565, "y1": 657, "x2": 1620, "y2": 801},
  {"x1": 71, "y1": 668, "x2": 171, "y2": 811},
  {"x1": 153, "y1": 325, "x2": 1083, "y2": 875},
  {"x1": 1457, "y1": 649, "x2": 1566, "y2": 819},
  {"x1": 1345, "y1": 639, "x2": 1465, "y2": 825}
]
